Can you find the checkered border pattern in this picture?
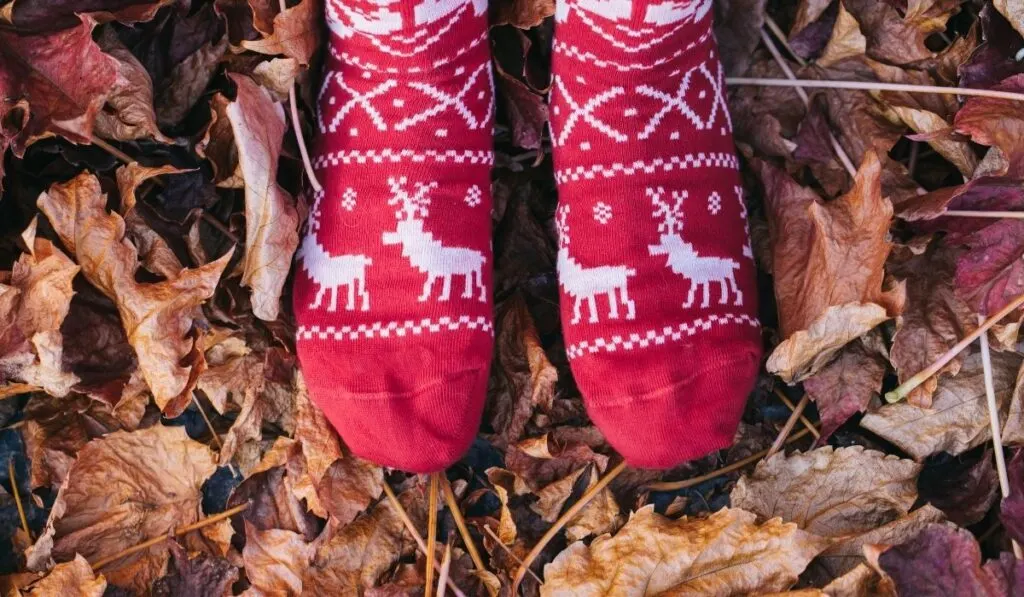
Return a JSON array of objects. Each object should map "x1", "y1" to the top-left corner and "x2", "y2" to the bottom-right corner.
[
  {"x1": 313, "y1": 149, "x2": 494, "y2": 169},
  {"x1": 566, "y1": 313, "x2": 760, "y2": 359},
  {"x1": 554, "y1": 152, "x2": 739, "y2": 184},
  {"x1": 298, "y1": 315, "x2": 493, "y2": 341}
]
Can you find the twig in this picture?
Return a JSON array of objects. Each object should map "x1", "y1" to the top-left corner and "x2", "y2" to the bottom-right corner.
[
  {"x1": 437, "y1": 540, "x2": 453, "y2": 597},
  {"x1": 481, "y1": 525, "x2": 542, "y2": 584},
  {"x1": 943, "y1": 210, "x2": 1024, "y2": 219},
  {"x1": 727, "y1": 77, "x2": 1024, "y2": 102},
  {"x1": 763, "y1": 15, "x2": 807, "y2": 67},
  {"x1": 512, "y1": 461, "x2": 628, "y2": 593},
  {"x1": 886, "y1": 291, "x2": 1024, "y2": 402},
  {"x1": 646, "y1": 428, "x2": 814, "y2": 492},
  {"x1": 426, "y1": 474, "x2": 439, "y2": 597},
  {"x1": 767, "y1": 393, "x2": 811, "y2": 458},
  {"x1": 382, "y1": 482, "x2": 467, "y2": 597},
  {"x1": 275, "y1": 0, "x2": 322, "y2": 194},
  {"x1": 8, "y1": 457, "x2": 31, "y2": 541},
  {"x1": 191, "y1": 395, "x2": 240, "y2": 478},
  {"x1": 440, "y1": 478, "x2": 495, "y2": 594},
  {"x1": 756, "y1": 30, "x2": 857, "y2": 177},
  {"x1": 90, "y1": 136, "x2": 134, "y2": 165},
  {"x1": 91, "y1": 503, "x2": 249, "y2": 570},
  {"x1": 774, "y1": 388, "x2": 820, "y2": 439},
  {"x1": 980, "y1": 319, "x2": 1024, "y2": 559}
]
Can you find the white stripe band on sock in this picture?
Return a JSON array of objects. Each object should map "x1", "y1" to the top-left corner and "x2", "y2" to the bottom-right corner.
[
  {"x1": 298, "y1": 315, "x2": 494, "y2": 342},
  {"x1": 566, "y1": 313, "x2": 760, "y2": 359},
  {"x1": 554, "y1": 152, "x2": 739, "y2": 184},
  {"x1": 313, "y1": 149, "x2": 494, "y2": 169}
]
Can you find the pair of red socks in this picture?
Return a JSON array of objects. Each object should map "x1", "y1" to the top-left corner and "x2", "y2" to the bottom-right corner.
[{"x1": 294, "y1": 0, "x2": 761, "y2": 472}]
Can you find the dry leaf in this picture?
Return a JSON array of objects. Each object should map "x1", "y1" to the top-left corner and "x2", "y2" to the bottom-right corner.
[
  {"x1": 37, "y1": 172, "x2": 232, "y2": 415},
  {"x1": 995, "y1": 0, "x2": 1024, "y2": 38},
  {"x1": 252, "y1": 57, "x2": 301, "y2": 102},
  {"x1": 24, "y1": 555, "x2": 106, "y2": 597},
  {"x1": 540, "y1": 506, "x2": 828, "y2": 596},
  {"x1": 156, "y1": 38, "x2": 228, "y2": 128},
  {"x1": 803, "y1": 333, "x2": 887, "y2": 439},
  {"x1": 27, "y1": 425, "x2": 217, "y2": 593},
  {"x1": 152, "y1": 541, "x2": 238, "y2": 597},
  {"x1": 225, "y1": 73, "x2": 300, "y2": 322},
  {"x1": 94, "y1": 28, "x2": 172, "y2": 144},
  {"x1": 317, "y1": 456, "x2": 384, "y2": 527},
  {"x1": 241, "y1": 523, "x2": 313, "y2": 596},
  {"x1": 241, "y1": 0, "x2": 319, "y2": 65},
  {"x1": 861, "y1": 350, "x2": 1022, "y2": 459},
  {"x1": 493, "y1": 0, "x2": 556, "y2": 28},
  {"x1": 817, "y1": 2, "x2": 867, "y2": 68},
  {"x1": 954, "y1": 74, "x2": 1024, "y2": 178}
]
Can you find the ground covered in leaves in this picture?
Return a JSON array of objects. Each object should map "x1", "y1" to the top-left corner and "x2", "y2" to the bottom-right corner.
[{"x1": 3, "y1": 0, "x2": 1024, "y2": 594}]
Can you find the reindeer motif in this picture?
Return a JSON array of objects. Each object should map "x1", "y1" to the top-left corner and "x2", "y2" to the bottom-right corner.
[
  {"x1": 647, "y1": 187, "x2": 742, "y2": 309},
  {"x1": 556, "y1": 205, "x2": 637, "y2": 324},
  {"x1": 327, "y1": 0, "x2": 487, "y2": 38},
  {"x1": 556, "y1": 0, "x2": 711, "y2": 25},
  {"x1": 382, "y1": 177, "x2": 487, "y2": 303},
  {"x1": 298, "y1": 191, "x2": 373, "y2": 312}
]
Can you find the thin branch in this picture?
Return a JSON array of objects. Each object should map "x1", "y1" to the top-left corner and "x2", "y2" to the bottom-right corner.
[
  {"x1": 426, "y1": 474, "x2": 439, "y2": 597},
  {"x1": 437, "y1": 540, "x2": 453, "y2": 597},
  {"x1": 646, "y1": 428, "x2": 814, "y2": 492},
  {"x1": 382, "y1": 482, "x2": 467, "y2": 597},
  {"x1": 886, "y1": 291, "x2": 1024, "y2": 402},
  {"x1": 763, "y1": 15, "x2": 807, "y2": 67},
  {"x1": 727, "y1": 77, "x2": 1024, "y2": 102},
  {"x1": 440, "y1": 478, "x2": 495, "y2": 595},
  {"x1": 768, "y1": 393, "x2": 811, "y2": 458},
  {"x1": 481, "y1": 525, "x2": 542, "y2": 584},
  {"x1": 980, "y1": 320, "x2": 1024, "y2": 559},
  {"x1": 91, "y1": 503, "x2": 249, "y2": 570},
  {"x1": 90, "y1": 136, "x2": 134, "y2": 165},
  {"x1": 943, "y1": 210, "x2": 1024, "y2": 219},
  {"x1": 273, "y1": 0, "x2": 322, "y2": 194},
  {"x1": 191, "y1": 395, "x2": 239, "y2": 478},
  {"x1": 8, "y1": 457, "x2": 30, "y2": 541},
  {"x1": 756, "y1": 31, "x2": 857, "y2": 177},
  {"x1": 512, "y1": 461, "x2": 628, "y2": 593},
  {"x1": 774, "y1": 388, "x2": 820, "y2": 439}
]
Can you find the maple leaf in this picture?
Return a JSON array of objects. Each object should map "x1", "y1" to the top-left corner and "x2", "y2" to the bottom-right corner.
[
  {"x1": 25, "y1": 425, "x2": 217, "y2": 593},
  {"x1": 241, "y1": 0, "x2": 320, "y2": 66},
  {"x1": 17, "y1": 555, "x2": 107, "y2": 597},
  {"x1": 225, "y1": 73, "x2": 300, "y2": 322},
  {"x1": 540, "y1": 506, "x2": 828, "y2": 595},
  {"x1": 759, "y1": 152, "x2": 904, "y2": 381},
  {"x1": 861, "y1": 350, "x2": 1022, "y2": 459},
  {"x1": 802, "y1": 332, "x2": 887, "y2": 439},
  {"x1": 37, "y1": 172, "x2": 232, "y2": 416},
  {"x1": 0, "y1": 15, "x2": 117, "y2": 153}
]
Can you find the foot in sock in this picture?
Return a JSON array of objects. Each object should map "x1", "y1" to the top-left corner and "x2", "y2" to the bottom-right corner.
[
  {"x1": 549, "y1": 0, "x2": 762, "y2": 469},
  {"x1": 293, "y1": 0, "x2": 494, "y2": 472}
]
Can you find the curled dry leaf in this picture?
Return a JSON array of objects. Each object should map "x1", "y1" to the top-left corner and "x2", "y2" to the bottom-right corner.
[
  {"x1": 241, "y1": 0, "x2": 319, "y2": 65},
  {"x1": 37, "y1": 172, "x2": 232, "y2": 415},
  {"x1": 0, "y1": 16, "x2": 117, "y2": 152},
  {"x1": 3, "y1": 0, "x2": 176, "y2": 32},
  {"x1": 226, "y1": 73, "x2": 300, "y2": 322},
  {"x1": 876, "y1": 523, "x2": 1024, "y2": 597},
  {"x1": 952, "y1": 219, "x2": 1024, "y2": 317},
  {"x1": 156, "y1": 38, "x2": 229, "y2": 128},
  {"x1": 759, "y1": 152, "x2": 904, "y2": 382},
  {"x1": 816, "y1": 2, "x2": 867, "y2": 68},
  {"x1": 94, "y1": 28, "x2": 172, "y2": 144},
  {"x1": 241, "y1": 523, "x2": 314, "y2": 596},
  {"x1": 317, "y1": 456, "x2": 385, "y2": 527},
  {"x1": 802, "y1": 332, "x2": 887, "y2": 439},
  {"x1": 152, "y1": 541, "x2": 238, "y2": 597},
  {"x1": 27, "y1": 425, "x2": 217, "y2": 594},
  {"x1": 540, "y1": 506, "x2": 828, "y2": 596},
  {"x1": 492, "y1": 0, "x2": 556, "y2": 28},
  {"x1": 954, "y1": 74, "x2": 1024, "y2": 178},
  {"x1": 860, "y1": 350, "x2": 1022, "y2": 460},
  {"x1": 197, "y1": 93, "x2": 244, "y2": 189},
  {"x1": 22, "y1": 555, "x2": 106, "y2": 597},
  {"x1": 252, "y1": 58, "x2": 302, "y2": 103}
]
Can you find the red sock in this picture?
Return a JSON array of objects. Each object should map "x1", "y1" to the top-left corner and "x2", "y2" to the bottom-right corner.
[
  {"x1": 550, "y1": 0, "x2": 762, "y2": 468},
  {"x1": 294, "y1": 0, "x2": 494, "y2": 473}
]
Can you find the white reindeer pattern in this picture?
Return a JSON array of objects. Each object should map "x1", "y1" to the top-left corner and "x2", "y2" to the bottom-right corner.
[
  {"x1": 298, "y1": 191, "x2": 373, "y2": 312},
  {"x1": 647, "y1": 187, "x2": 743, "y2": 309},
  {"x1": 556, "y1": 205, "x2": 637, "y2": 324},
  {"x1": 327, "y1": 0, "x2": 488, "y2": 38},
  {"x1": 382, "y1": 177, "x2": 487, "y2": 303}
]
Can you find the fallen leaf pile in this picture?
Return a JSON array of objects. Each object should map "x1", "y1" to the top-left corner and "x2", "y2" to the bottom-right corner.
[{"x1": 3, "y1": 0, "x2": 1024, "y2": 594}]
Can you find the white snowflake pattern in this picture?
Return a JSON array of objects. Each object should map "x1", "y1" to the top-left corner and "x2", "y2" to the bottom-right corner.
[
  {"x1": 342, "y1": 187, "x2": 357, "y2": 211},
  {"x1": 707, "y1": 191, "x2": 722, "y2": 215},
  {"x1": 592, "y1": 202, "x2": 613, "y2": 224},
  {"x1": 465, "y1": 185, "x2": 482, "y2": 207}
]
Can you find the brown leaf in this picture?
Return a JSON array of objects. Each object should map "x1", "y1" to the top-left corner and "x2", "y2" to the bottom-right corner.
[
  {"x1": 196, "y1": 93, "x2": 244, "y2": 189},
  {"x1": 251, "y1": 57, "x2": 301, "y2": 103},
  {"x1": 317, "y1": 456, "x2": 384, "y2": 527},
  {"x1": 241, "y1": 0, "x2": 319, "y2": 66},
  {"x1": 492, "y1": 0, "x2": 555, "y2": 28},
  {"x1": 152, "y1": 541, "x2": 238, "y2": 597},
  {"x1": 713, "y1": 0, "x2": 766, "y2": 77},
  {"x1": 94, "y1": 28, "x2": 171, "y2": 144},
  {"x1": 892, "y1": 106, "x2": 977, "y2": 177},
  {"x1": 888, "y1": 244, "x2": 976, "y2": 407},
  {"x1": 920, "y1": 451, "x2": 1000, "y2": 527},
  {"x1": 0, "y1": 16, "x2": 117, "y2": 151},
  {"x1": 731, "y1": 446, "x2": 921, "y2": 538},
  {"x1": 540, "y1": 506, "x2": 828, "y2": 596},
  {"x1": 952, "y1": 219, "x2": 1024, "y2": 316},
  {"x1": 37, "y1": 172, "x2": 232, "y2": 415},
  {"x1": 877, "y1": 523, "x2": 1023, "y2": 596},
  {"x1": 229, "y1": 466, "x2": 320, "y2": 540},
  {"x1": 497, "y1": 70, "x2": 549, "y2": 151},
  {"x1": 861, "y1": 350, "x2": 1023, "y2": 459},
  {"x1": 954, "y1": 74, "x2": 1024, "y2": 178},
  {"x1": 27, "y1": 425, "x2": 217, "y2": 593},
  {"x1": 156, "y1": 38, "x2": 228, "y2": 128},
  {"x1": 197, "y1": 335, "x2": 260, "y2": 413},
  {"x1": 995, "y1": 0, "x2": 1024, "y2": 38},
  {"x1": 802, "y1": 333, "x2": 887, "y2": 439},
  {"x1": 817, "y1": 2, "x2": 868, "y2": 68},
  {"x1": 759, "y1": 152, "x2": 903, "y2": 381},
  {"x1": 226, "y1": 73, "x2": 300, "y2": 322},
  {"x1": 1001, "y1": 448, "x2": 1024, "y2": 544},
  {"x1": 843, "y1": 0, "x2": 957, "y2": 65},
  {"x1": 241, "y1": 523, "x2": 314, "y2": 596},
  {"x1": 115, "y1": 162, "x2": 184, "y2": 215},
  {"x1": 4, "y1": 0, "x2": 174, "y2": 32},
  {"x1": 24, "y1": 555, "x2": 106, "y2": 597}
]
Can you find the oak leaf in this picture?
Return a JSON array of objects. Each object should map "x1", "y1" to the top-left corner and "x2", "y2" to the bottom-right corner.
[
  {"x1": 226, "y1": 73, "x2": 300, "y2": 322},
  {"x1": 540, "y1": 506, "x2": 827, "y2": 596},
  {"x1": 37, "y1": 172, "x2": 232, "y2": 415}
]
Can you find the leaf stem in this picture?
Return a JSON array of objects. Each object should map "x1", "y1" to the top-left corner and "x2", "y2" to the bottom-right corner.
[
  {"x1": 8, "y1": 457, "x2": 31, "y2": 541},
  {"x1": 90, "y1": 502, "x2": 249, "y2": 570},
  {"x1": 774, "y1": 388, "x2": 820, "y2": 439},
  {"x1": 886, "y1": 292, "x2": 1024, "y2": 402},
  {"x1": 512, "y1": 461, "x2": 627, "y2": 593}
]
